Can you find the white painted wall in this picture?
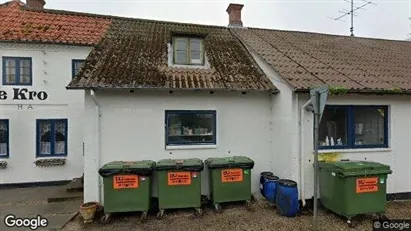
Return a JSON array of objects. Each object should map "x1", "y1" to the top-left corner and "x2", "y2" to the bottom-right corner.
[
  {"x1": 0, "y1": 43, "x2": 91, "y2": 184},
  {"x1": 249, "y1": 52, "x2": 301, "y2": 184},
  {"x1": 83, "y1": 90, "x2": 273, "y2": 203},
  {"x1": 299, "y1": 94, "x2": 411, "y2": 198}
]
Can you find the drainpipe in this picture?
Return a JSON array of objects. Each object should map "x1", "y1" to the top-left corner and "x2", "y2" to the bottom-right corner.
[
  {"x1": 90, "y1": 89, "x2": 102, "y2": 203},
  {"x1": 299, "y1": 98, "x2": 312, "y2": 207}
]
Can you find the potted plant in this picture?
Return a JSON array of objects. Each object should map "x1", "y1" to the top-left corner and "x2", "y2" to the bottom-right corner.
[{"x1": 79, "y1": 202, "x2": 99, "y2": 223}]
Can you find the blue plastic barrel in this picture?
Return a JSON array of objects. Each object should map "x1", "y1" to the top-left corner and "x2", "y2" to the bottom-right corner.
[
  {"x1": 260, "y1": 171, "x2": 274, "y2": 197},
  {"x1": 276, "y1": 179, "x2": 299, "y2": 217},
  {"x1": 263, "y1": 175, "x2": 280, "y2": 203}
]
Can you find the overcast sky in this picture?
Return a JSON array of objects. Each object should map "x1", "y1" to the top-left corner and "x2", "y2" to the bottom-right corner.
[{"x1": 4, "y1": 0, "x2": 411, "y2": 40}]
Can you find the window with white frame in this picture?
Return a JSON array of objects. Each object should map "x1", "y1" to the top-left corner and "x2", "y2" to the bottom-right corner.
[
  {"x1": 37, "y1": 119, "x2": 68, "y2": 157},
  {"x1": 173, "y1": 37, "x2": 204, "y2": 65},
  {"x1": 165, "y1": 110, "x2": 216, "y2": 146},
  {"x1": 0, "y1": 120, "x2": 9, "y2": 158},
  {"x1": 2, "y1": 57, "x2": 32, "y2": 85},
  {"x1": 319, "y1": 105, "x2": 388, "y2": 149}
]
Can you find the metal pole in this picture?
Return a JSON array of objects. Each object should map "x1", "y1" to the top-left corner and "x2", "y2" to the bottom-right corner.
[
  {"x1": 350, "y1": 0, "x2": 354, "y2": 36},
  {"x1": 313, "y1": 92, "x2": 320, "y2": 231}
]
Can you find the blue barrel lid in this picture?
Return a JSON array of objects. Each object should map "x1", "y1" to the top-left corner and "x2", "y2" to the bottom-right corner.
[
  {"x1": 265, "y1": 175, "x2": 279, "y2": 181},
  {"x1": 261, "y1": 171, "x2": 274, "y2": 176},
  {"x1": 278, "y1": 179, "x2": 297, "y2": 187}
]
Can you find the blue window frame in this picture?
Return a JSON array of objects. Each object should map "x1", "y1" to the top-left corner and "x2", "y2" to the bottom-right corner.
[
  {"x1": 72, "y1": 59, "x2": 85, "y2": 79},
  {"x1": 2, "y1": 57, "x2": 32, "y2": 85},
  {"x1": 36, "y1": 119, "x2": 68, "y2": 157},
  {"x1": 319, "y1": 105, "x2": 388, "y2": 150},
  {"x1": 0, "y1": 120, "x2": 9, "y2": 158},
  {"x1": 165, "y1": 110, "x2": 216, "y2": 146}
]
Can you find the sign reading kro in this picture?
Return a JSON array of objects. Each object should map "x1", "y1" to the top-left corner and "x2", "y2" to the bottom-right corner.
[{"x1": 0, "y1": 88, "x2": 48, "y2": 100}]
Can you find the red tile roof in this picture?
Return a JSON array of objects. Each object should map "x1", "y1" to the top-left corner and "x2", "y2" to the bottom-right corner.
[
  {"x1": 0, "y1": 0, "x2": 111, "y2": 46},
  {"x1": 232, "y1": 28, "x2": 411, "y2": 94}
]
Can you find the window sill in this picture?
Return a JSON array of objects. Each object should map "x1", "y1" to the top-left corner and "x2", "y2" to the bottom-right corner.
[
  {"x1": 318, "y1": 148, "x2": 392, "y2": 154},
  {"x1": 36, "y1": 155, "x2": 67, "y2": 158},
  {"x1": 34, "y1": 158, "x2": 66, "y2": 167},
  {"x1": 2, "y1": 83, "x2": 32, "y2": 86},
  {"x1": 166, "y1": 144, "x2": 217, "y2": 150}
]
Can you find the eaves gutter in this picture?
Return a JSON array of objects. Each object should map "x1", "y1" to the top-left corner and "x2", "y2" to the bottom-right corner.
[
  {"x1": 0, "y1": 40, "x2": 97, "y2": 47},
  {"x1": 65, "y1": 86, "x2": 279, "y2": 94},
  {"x1": 294, "y1": 88, "x2": 411, "y2": 95}
]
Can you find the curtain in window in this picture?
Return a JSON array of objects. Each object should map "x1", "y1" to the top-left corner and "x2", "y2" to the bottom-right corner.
[
  {"x1": 20, "y1": 59, "x2": 31, "y2": 84},
  {"x1": 55, "y1": 121, "x2": 66, "y2": 154},
  {"x1": 5, "y1": 59, "x2": 16, "y2": 84},
  {"x1": 75, "y1": 61, "x2": 84, "y2": 76},
  {"x1": 0, "y1": 122, "x2": 7, "y2": 156},
  {"x1": 39, "y1": 121, "x2": 52, "y2": 155}
]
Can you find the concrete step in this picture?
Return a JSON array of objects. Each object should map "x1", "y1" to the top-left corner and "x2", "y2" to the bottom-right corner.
[
  {"x1": 65, "y1": 177, "x2": 83, "y2": 193},
  {"x1": 48, "y1": 187, "x2": 83, "y2": 203}
]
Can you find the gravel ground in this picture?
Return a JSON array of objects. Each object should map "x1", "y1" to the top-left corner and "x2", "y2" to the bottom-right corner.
[{"x1": 63, "y1": 199, "x2": 411, "y2": 231}]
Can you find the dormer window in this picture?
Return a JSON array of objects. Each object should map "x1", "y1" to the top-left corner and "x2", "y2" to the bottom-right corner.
[{"x1": 173, "y1": 37, "x2": 204, "y2": 65}]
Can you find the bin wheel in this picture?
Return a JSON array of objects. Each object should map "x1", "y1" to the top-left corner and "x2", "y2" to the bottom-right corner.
[
  {"x1": 156, "y1": 210, "x2": 165, "y2": 220},
  {"x1": 347, "y1": 219, "x2": 355, "y2": 229},
  {"x1": 378, "y1": 214, "x2": 389, "y2": 222},
  {"x1": 100, "y1": 213, "x2": 111, "y2": 224},
  {"x1": 194, "y1": 208, "x2": 203, "y2": 217},
  {"x1": 214, "y1": 204, "x2": 223, "y2": 213},
  {"x1": 141, "y1": 212, "x2": 148, "y2": 223}
]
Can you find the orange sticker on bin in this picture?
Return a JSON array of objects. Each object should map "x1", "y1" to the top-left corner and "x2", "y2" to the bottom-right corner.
[
  {"x1": 168, "y1": 172, "x2": 192, "y2": 185},
  {"x1": 113, "y1": 175, "x2": 139, "y2": 189},
  {"x1": 356, "y1": 177, "x2": 378, "y2": 193},
  {"x1": 221, "y1": 169, "x2": 243, "y2": 182}
]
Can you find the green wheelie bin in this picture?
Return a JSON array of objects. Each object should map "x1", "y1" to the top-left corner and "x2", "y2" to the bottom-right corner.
[
  {"x1": 205, "y1": 156, "x2": 255, "y2": 213},
  {"x1": 318, "y1": 160, "x2": 392, "y2": 228},
  {"x1": 98, "y1": 160, "x2": 155, "y2": 223},
  {"x1": 155, "y1": 158, "x2": 204, "y2": 219}
]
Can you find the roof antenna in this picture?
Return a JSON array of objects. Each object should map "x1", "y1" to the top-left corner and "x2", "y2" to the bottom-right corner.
[{"x1": 328, "y1": 0, "x2": 376, "y2": 36}]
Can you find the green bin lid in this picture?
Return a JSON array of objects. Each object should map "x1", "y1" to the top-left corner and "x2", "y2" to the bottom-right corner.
[
  {"x1": 205, "y1": 156, "x2": 255, "y2": 169},
  {"x1": 155, "y1": 158, "x2": 204, "y2": 171},
  {"x1": 98, "y1": 160, "x2": 155, "y2": 177},
  {"x1": 318, "y1": 161, "x2": 392, "y2": 177}
]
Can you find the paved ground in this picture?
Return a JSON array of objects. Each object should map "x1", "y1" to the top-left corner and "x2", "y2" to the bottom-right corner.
[
  {"x1": 63, "y1": 199, "x2": 411, "y2": 231},
  {"x1": 0, "y1": 186, "x2": 81, "y2": 231}
]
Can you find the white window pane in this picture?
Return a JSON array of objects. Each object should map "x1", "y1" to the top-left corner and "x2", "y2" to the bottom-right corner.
[
  {"x1": 190, "y1": 40, "x2": 202, "y2": 52},
  {"x1": 5, "y1": 59, "x2": 16, "y2": 68},
  {"x1": 54, "y1": 121, "x2": 66, "y2": 154},
  {"x1": 5, "y1": 74, "x2": 16, "y2": 84},
  {"x1": 0, "y1": 121, "x2": 7, "y2": 156},
  {"x1": 5, "y1": 59, "x2": 16, "y2": 83},
  {"x1": 175, "y1": 51, "x2": 187, "y2": 63},
  {"x1": 74, "y1": 61, "x2": 84, "y2": 75},
  {"x1": 20, "y1": 75, "x2": 31, "y2": 84},
  {"x1": 0, "y1": 143, "x2": 7, "y2": 156},
  {"x1": 41, "y1": 143, "x2": 51, "y2": 155},
  {"x1": 191, "y1": 51, "x2": 202, "y2": 64},
  {"x1": 39, "y1": 121, "x2": 52, "y2": 155},
  {"x1": 354, "y1": 108, "x2": 385, "y2": 145},
  {"x1": 175, "y1": 39, "x2": 187, "y2": 51},
  {"x1": 20, "y1": 59, "x2": 30, "y2": 68},
  {"x1": 319, "y1": 108, "x2": 348, "y2": 147},
  {"x1": 55, "y1": 142, "x2": 65, "y2": 154}
]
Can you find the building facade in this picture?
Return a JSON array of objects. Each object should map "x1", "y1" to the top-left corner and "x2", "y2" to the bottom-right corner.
[
  {"x1": 0, "y1": 43, "x2": 89, "y2": 184},
  {"x1": 0, "y1": 0, "x2": 111, "y2": 184}
]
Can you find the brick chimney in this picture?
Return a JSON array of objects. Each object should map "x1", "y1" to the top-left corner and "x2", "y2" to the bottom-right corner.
[
  {"x1": 226, "y1": 3, "x2": 244, "y2": 28},
  {"x1": 26, "y1": 0, "x2": 45, "y2": 9}
]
